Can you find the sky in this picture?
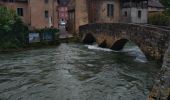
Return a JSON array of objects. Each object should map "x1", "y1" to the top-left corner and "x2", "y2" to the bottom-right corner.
[{"x1": 59, "y1": 0, "x2": 69, "y2": 5}]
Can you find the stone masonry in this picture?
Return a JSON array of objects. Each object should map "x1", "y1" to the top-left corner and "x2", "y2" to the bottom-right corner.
[
  {"x1": 80, "y1": 23, "x2": 170, "y2": 61},
  {"x1": 80, "y1": 23, "x2": 170, "y2": 99}
]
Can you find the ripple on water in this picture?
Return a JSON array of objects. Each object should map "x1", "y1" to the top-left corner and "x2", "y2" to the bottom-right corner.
[{"x1": 0, "y1": 43, "x2": 161, "y2": 100}]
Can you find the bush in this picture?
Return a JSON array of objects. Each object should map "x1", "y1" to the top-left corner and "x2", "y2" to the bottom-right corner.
[
  {"x1": 34, "y1": 28, "x2": 59, "y2": 34},
  {"x1": 33, "y1": 28, "x2": 59, "y2": 42},
  {"x1": 148, "y1": 13, "x2": 170, "y2": 26},
  {"x1": 0, "y1": 7, "x2": 28, "y2": 49}
]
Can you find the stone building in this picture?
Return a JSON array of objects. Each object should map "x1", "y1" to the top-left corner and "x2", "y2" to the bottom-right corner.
[
  {"x1": 148, "y1": 0, "x2": 164, "y2": 15},
  {"x1": 121, "y1": 0, "x2": 148, "y2": 23},
  {"x1": 0, "y1": 0, "x2": 59, "y2": 29},
  {"x1": 68, "y1": 0, "x2": 149, "y2": 34},
  {"x1": 58, "y1": 5, "x2": 68, "y2": 22},
  {"x1": 87, "y1": 0, "x2": 121, "y2": 23},
  {"x1": 58, "y1": 0, "x2": 68, "y2": 22}
]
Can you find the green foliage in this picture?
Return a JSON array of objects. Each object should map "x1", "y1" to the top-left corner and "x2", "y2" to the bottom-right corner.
[
  {"x1": 34, "y1": 28, "x2": 59, "y2": 34},
  {"x1": 0, "y1": 7, "x2": 28, "y2": 49},
  {"x1": 160, "y1": 0, "x2": 170, "y2": 15},
  {"x1": 148, "y1": 13, "x2": 170, "y2": 26},
  {"x1": 160, "y1": 0, "x2": 170, "y2": 8},
  {"x1": 33, "y1": 28, "x2": 59, "y2": 42}
]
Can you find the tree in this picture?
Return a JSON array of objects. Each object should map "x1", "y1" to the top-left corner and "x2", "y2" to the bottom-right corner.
[
  {"x1": 0, "y1": 7, "x2": 28, "y2": 49},
  {"x1": 160, "y1": 0, "x2": 170, "y2": 15}
]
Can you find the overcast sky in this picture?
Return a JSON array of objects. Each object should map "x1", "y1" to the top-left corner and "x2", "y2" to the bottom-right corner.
[{"x1": 59, "y1": 0, "x2": 69, "y2": 5}]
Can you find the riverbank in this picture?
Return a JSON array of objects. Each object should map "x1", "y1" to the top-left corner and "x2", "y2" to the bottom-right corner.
[
  {"x1": 0, "y1": 35, "x2": 80, "y2": 54},
  {"x1": 0, "y1": 42, "x2": 59, "y2": 54},
  {"x1": 148, "y1": 44, "x2": 170, "y2": 100}
]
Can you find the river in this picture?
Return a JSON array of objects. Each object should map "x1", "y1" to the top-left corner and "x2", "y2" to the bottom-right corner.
[{"x1": 0, "y1": 43, "x2": 161, "y2": 100}]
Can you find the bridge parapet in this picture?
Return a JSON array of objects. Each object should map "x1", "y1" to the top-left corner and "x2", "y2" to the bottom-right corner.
[
  {"x1": 79, "y1": 23, "x2": 170, "y2": 61},
  {"x1": 80, "y1": 23, "x2": 170, "y2": 100}
]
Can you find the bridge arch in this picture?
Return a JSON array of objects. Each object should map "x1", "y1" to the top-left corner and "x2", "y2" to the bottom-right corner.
[
  {"x1": 111, "y1": 39, "x2": 129, "y2": 51},
  {"x1": 80, "y1": 23, "x2": 170, "y2": 99},
  {"x1": 82, "y1": 33, "x2": 96, "y2": 44},
  {"x1": 80, "y1": 23, "x2": 170, "y2": 61}
]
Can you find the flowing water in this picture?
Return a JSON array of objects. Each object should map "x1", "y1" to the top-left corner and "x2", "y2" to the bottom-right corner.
[{"x1": 0, "y1": 43, "x2": 161, "y2": 100}]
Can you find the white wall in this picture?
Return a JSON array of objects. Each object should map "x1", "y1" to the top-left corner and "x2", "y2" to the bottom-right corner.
[{"x1": 121, "y1": 8, "x2": 148, "y2": 24}]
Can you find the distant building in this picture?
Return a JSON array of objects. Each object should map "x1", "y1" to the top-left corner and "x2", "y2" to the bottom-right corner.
[
  {"x1": 67, "y1": 0, "x2": 149, "y2": 34},
  {"x1": 121, "y1": 0, "x2": 148, "y2": 23},
  {"x1": 148, "y1": 0, "x2": 165, "y2": 14},
  {"x1": 0, "y1": 0, "x2": 59, "y2": 29},
  {"x1": 58, "y1": 5, "x2": 68, "y2": 22}
]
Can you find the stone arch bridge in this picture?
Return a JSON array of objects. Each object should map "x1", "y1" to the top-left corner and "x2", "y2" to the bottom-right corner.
[
  {"x1": 80, "y1": 23, "x2": 170, "y2": 61},
  {"x1": 79, "y1": 23, "x2": 170, "y2": 99}
]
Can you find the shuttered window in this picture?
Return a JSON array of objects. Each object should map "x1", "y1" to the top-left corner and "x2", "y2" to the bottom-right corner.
[
  {"x1": 44, "y1": 0, "x2": 48, "y2": 4},
  {"x1": 138, "y1": 10, "x2": 142, "y2": 18},
  {"x1": 45, "y1": 10, "x2": 49, "y2": 18},
  {"x1": 107, "y1": 4, "x2": 114, "y2": 17},
  {"x1": 17, "y1": 8, "x2": 23, "y2": 16}
]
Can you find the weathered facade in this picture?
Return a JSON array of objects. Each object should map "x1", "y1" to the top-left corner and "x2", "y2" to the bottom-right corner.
[
  {"x1": 121, "y1": 0, "x2": 148, "y2": 23},
  {"x1": 87, "y1": 0, "x2": 121, "y2": 23},
  {"x1": 67, "y1": 0, "x2": 149, "y2": 34},
  {"x1": 67, "y1": 0, "x2": 89, "y2": 34},
  {"x1": 80, "y1": 23, "x2": 170, "y2": 99},
  {"x1": 148, "y1": 0, "x2": 164, "y2": 15},
  {"x1": 0, "y1": 0, "x2": 59, "y2": 29},
  {"x1": 80, "y1": 23, "x2": 170, "y2": 61}
]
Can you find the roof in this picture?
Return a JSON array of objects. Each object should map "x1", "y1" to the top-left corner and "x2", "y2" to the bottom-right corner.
[{"x1": 148, "y1": 0, "x2": 164, "y2": 8}]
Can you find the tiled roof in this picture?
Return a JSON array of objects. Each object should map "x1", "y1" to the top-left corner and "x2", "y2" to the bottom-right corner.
[{"x1": 148, "y1": 0, "x2": 164, "y2": 8}]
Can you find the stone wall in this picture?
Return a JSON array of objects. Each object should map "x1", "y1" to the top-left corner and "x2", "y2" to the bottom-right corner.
[
  {"x1": 80, "y1": 23, "x2": 170, "y2": 61},
  {"x1": 88, "y1": 0, "x2": 120, "y2": 23},
  {"x1": 148, "y1": 44, "x2": 170, "y2": 100},
  {"x1": 67, "y1": 0, "x2": 89, "y2": 34},
  {"x1": 80, "y1": 23, "x2": 170, "y2": 99},
  {"x1": 75, "y1": 0, "x2": 89, "y2": 33}
]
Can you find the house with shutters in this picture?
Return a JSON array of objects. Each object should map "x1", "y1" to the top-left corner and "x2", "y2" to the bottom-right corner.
[
  {"x1": 0, "y1": 0, "x2": 59, "y2": 29},
  {"x1": 67, "y1": 0, "x2": 149, "y2": 34}
]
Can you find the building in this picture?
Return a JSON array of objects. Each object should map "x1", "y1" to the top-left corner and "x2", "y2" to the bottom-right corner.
[
  {"x1": 148, "y1": 0, "x2": 164, "y2": 15},
  {"x1": 58, "y1": 5, "x2": 68, "y2": 22},
  {"x1": 121, "y1": 0, "x2": 148, "y2": 23},
  {"x1": 58, "y1": 0, "x2": 68, "y2": 22},
  {"x1": 67, "y1": 0, "x2": 149, "y2": 34},
  {"x1": 87, "y1": 0, "x2": 121, "y2": 23},
  {"x1": 67, "y1": 0, "x2": 89, "y2": 34},
  {"x1": 0, "y1": 0, "x2": 59, "y2": 29}
]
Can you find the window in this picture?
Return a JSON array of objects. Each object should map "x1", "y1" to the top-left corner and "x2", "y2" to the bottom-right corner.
[
  {"x1": 44, "y1": 0, "x2": 48, "y2": 4},
  {"x1": 45, "y1": 10, "x2": 49, "y2": 18},
  {"x1": 9, "y1": 0, "x2": 14, "y2": 2},
  {"x1": 17, "y1": 8, "x2": 23, "y2": 16},
  {"x1": 138, "y1": 10, "x2": 142, "y2": 18},
  {"x1": 107, "y1": 4, "x2": 114, "y2": 17},
  {"x1": 124, "y1": 11, "x2": 127, "y2": 17}
]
